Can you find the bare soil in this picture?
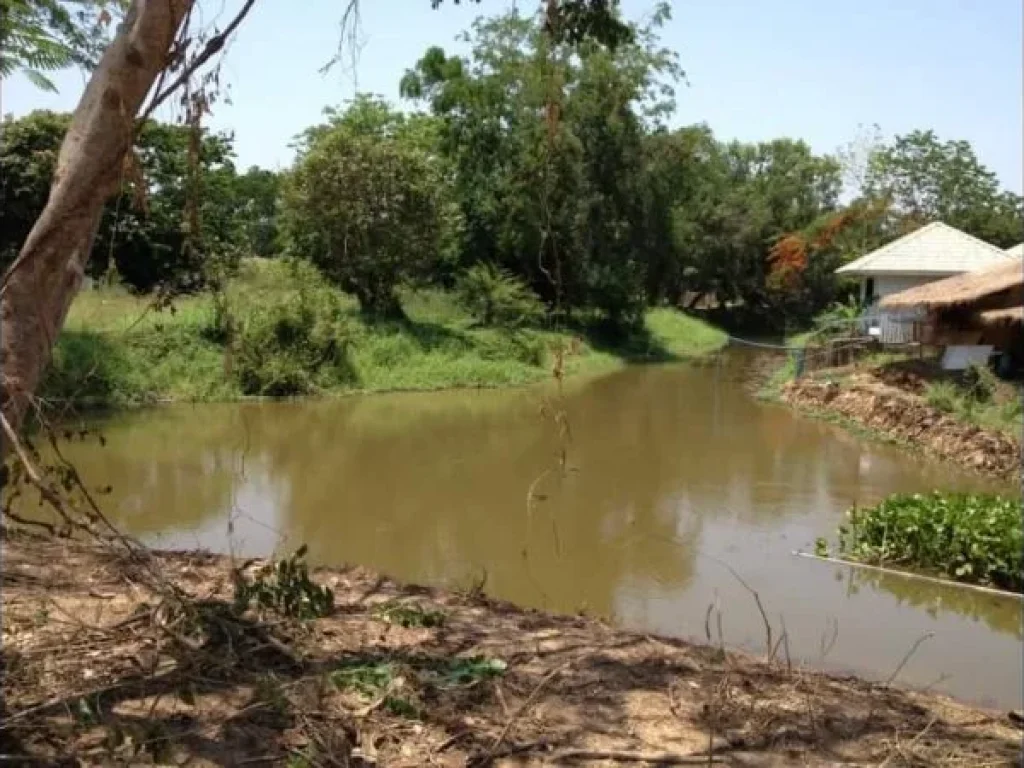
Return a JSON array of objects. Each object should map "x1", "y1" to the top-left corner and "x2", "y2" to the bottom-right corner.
[
  {"x1": 781, "y1": 369, "x2": 1021, "y2": 480},
  {"x1": 2, "y1": 529, "x2": 1021, "y2": 767}
]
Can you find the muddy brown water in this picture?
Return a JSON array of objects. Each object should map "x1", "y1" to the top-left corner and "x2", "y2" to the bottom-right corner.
[{"x1": 37, "y1": 350, "x2": 1022, "y2": 710}]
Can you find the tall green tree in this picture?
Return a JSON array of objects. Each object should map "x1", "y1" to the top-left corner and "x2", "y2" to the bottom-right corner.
[
  {"x1": 232, "y1": 166, "x2": 282, "y2": 258},
  {"x1": 0, "y1": 110, "x2": 242, "y2": 291},
  {"x1": 864, "y1": 129, "x2": 1023, "y2": 248},
  {"x1": 280, "y1": 96, "x2": 455, "y2": 317},
  {"x1": 401, "y1": 5, "x2": 680, "y2": 325},
  {"x1": 666, "y1": 134, "x2": 842, "y2": 323}
]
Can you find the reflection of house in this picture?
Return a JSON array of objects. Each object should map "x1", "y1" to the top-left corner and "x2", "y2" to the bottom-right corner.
[
  {"x1": 835, "y1": 222, "x2": 1017, "y2": 343},
  {"x1": 880, "y1": 259, "x2": 1024, "y2": 370}
]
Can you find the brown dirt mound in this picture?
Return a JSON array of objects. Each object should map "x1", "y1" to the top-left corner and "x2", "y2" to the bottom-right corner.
[
  {"x1": 2, "y1": 529, "x2": 1021, "y2": 767},
  {"x1": 782, "y1": 378, "x2": 1021, "y2": 479}
]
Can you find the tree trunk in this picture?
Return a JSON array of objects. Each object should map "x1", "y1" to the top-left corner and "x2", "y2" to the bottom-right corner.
[{"x1": 0, "y1": 0, "x2": 193, "y2": 447}]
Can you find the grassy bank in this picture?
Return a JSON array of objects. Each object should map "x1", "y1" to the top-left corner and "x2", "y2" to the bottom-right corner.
[
  {"x1": 763, "y1": 340, "x2": 1022, "y2": 438},
  {"x1": 43, "y1": 259, "x2": 727, "y2": 408},
  {"x1": 3, "y1": 528, "x2": 1021, "y2": 766},
  {"x1": 819, "y1": 492, "x2": 1023, "y2": 592}
]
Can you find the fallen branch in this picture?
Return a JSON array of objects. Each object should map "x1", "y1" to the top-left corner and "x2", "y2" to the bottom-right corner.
[
  {"x1": 474, "y1": 650, "x2": 594, "y2": 765},
  {"x1": 547, "y1": 748, "x2": 727, "y2": 764}
]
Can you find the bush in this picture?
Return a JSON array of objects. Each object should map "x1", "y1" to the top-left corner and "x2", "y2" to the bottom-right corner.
[
  {"x1": 234, "y1": 271, "x2": 353, "y2": 396},
  {"x1": 961, "y1": 363, "x2": 997, "y2": 403},
  {"x1": 836, "y1": 492, "x2": 1023, "y2": 591},
  {"x1": 456, "y1": 264, "x2": 545, "y2": 328}
]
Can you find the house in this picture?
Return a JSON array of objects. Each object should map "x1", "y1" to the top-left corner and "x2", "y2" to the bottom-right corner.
[
  {"x1": 1005, "y1": 243, "x2": 1023, "y2": 259},
  {"x1": 836, "y1": 222, "x2": 1016, "y2": 305},
  {"x1": 879, "y1": 259, "x2": 1023, "y2": 370},
  {"x1": 834, "y1": 222, "x2": 1017, "y2": 343}
]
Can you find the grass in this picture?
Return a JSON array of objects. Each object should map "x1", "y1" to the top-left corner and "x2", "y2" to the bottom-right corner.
[
  {"x1": 822, "y1": 492, "x2": 1023, "y2": 592},
  {"x1": 923, "y1": 369, "x2": 1023, "y2": 437},
  {"x1": 42, "y1": 258, "x2": 727, "y2": 407}
]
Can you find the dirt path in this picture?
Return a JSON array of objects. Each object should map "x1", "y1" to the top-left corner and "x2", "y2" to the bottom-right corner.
[
  {"x1": 781, "y1": 374, "x2": 1021, "y2": 480},
  {"x1": 2, "y1": 529, "x2": 1021, "y2": 767}
]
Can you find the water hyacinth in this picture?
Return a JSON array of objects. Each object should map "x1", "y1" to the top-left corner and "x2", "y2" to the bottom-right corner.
[{"x1": 837, "y1": 492, "x2": 1022, "y2": 592}]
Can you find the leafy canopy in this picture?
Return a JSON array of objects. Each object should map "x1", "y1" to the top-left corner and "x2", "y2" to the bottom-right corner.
[
  {"x1": 0, "y1": 0, "x2": 120, "y2": 91},
  {"x1": 281, "y1": 96, "x2": 456, "y2": 317}
]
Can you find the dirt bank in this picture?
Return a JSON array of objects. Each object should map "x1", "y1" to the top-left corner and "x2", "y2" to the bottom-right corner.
[
  {"x1": 2, "y1": 529, "x2": 1021, "y2": 767},
  {"x1": 781, "y1": 375, "x2": 1022, "y2": 480}
]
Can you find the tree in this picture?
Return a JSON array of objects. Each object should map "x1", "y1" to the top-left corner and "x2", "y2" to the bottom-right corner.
[
  {"x1": 401, "y1": 4, "x2": 680, "y2": 325},
  {"x1": 0, "y1": 110, "x2": 70, "y2": 271},
  {"x1": 0, "y1": 110, "x2": 242, "y2": 292},
  {"x1": 864, "y1": 129, "x2": 1023, "y2": 248},
  {"x1": 232, "y1": 166, "x2": 281, "y2": 258},
  {"x1": 280, "y1": 96, "x2": 449, "y2": 317},
  {"x1": 665, "y1": 133, "x2": 842, "y2": 325},
  {"x1": 0, "y1": 0, "x2": 119, "y2": 91},
  {"x1": 0, "y1": 0, "x2": 633, "y2": 442}
]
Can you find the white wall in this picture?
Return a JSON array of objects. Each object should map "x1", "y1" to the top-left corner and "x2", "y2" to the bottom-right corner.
[{"x1": 859, "y1": 273, "x2": 955, "y2": 305}]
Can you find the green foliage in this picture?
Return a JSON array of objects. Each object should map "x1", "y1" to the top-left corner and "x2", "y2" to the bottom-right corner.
[
  {"x1": 401, "y1": 7, "x2": 681, "y2": 326},
  {"x1": 0, "y1": 0, "x2": 117, "y2": 92},
  {"x1": 371, "y1": 600, "x2": 447, "y2": 628},
  {"x1": 438, "y1": 656, "x2": 507, "y2": 687},
  {"x1": 864, "y1": 129, "x2": 1023, "y2": 249},
  {"x1": 330, "y1": 660, "x2": 396, "y2": 697},
  {"x1": 329, "y1": 654, "x2": 506, "y2": 709},
  {"x1": 46, "y1": 258, "x2": 727, "y2": 408},
  {"x1": 0, "y1": 110, "x2": 269, "y2": 290},
  {"x1": 923, "y1": 366, "x2": 1021, "y2": 435},
  {"x1": 960, "y1": 363, "x2": 997, "y2": 404},
  {"x1": 233, "y1": 265, "x2": 353, "y2": 396},
  {"x1": 281, "y1": 96, "x2": 455, "y2": 317},
  {"x1": 429, "y1": 0, "x2": 633, "y2": 48},
  {"x1": 837, "y1": 492, "x2": 1023, "y2": 591},
  {"x1": 923, "y1": 381, "x2": 958, "y2": 413},
  {"x1": 456, "y1": 263, "x2": 545, "y2": 327},
  {"x1": 812, "y1": 299, "x2": 862, "y2": 335},
  {"x1": 232, "y1": 545, "x2": 334, "y2": 619}
]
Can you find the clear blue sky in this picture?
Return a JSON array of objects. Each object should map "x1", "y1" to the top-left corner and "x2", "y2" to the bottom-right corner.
[{"x1": 2, "y1": 0, "x2": 1021, "y2": 193}]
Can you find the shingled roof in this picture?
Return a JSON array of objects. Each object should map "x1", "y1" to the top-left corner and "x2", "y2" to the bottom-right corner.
[{"x1": 836, "y1": 222, "x2": 1013, "y2": 277}]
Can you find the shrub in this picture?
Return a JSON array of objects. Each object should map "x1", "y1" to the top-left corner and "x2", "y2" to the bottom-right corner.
[
  {"x1": 961, "y1": 363, "x2": 997, "y2": 403},
  {"x1": 232, "y1": 545, "x2": 334, "y2": 619},
  {"x1": 456, "y1": 263, "x2": 545, "y2": 328},
  {"x1": 234, "y1": 272, "x2": 353, "y2": 396},
  {"x1": 836, "y1": 492, "x2": 1023, "y2": 591}
]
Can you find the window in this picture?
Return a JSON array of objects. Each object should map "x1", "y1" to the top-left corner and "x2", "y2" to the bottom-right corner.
[{"x1": 864, "y1": 277, "x2": 876, "y2": 304}]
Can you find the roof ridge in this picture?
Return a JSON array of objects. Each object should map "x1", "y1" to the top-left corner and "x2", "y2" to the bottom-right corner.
[
  {"x1": 842, "y1": 221, "x2": 941, "y2": 270},
  {"x1": 930, "y1": 221, "x2": 1014, "y2": 257},
  {"x1": 837, "y1": 221, "x2": 1013, "y2": 275}
]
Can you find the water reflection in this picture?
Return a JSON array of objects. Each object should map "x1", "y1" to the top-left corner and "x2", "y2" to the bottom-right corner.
[{"x1": 32, "y1": 351, "x2": 1021, "y2": 708}]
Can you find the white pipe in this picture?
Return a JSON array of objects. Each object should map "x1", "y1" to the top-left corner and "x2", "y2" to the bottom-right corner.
[{"x1": 792, "y1": 550, "x2": 1024, "y2": 601}]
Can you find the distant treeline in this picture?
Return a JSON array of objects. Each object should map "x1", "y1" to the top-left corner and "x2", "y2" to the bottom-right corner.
[{"x1": 3, "y1": 5, "x2": 1020, "y2": 330}]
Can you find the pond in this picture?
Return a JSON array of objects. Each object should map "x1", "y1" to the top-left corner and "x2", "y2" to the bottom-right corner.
[{"x1": 39, "y1": 349, "x2": 1022, "y2": 710}]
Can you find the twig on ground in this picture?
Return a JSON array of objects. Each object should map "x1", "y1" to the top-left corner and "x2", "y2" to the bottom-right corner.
[
  {"x1": 474, "y1": 650, "x2": 595, "y2": 765},
  {"x1": 879, "y1": 713, "x2": 939, "y2": 767},
  {"x1": 547, "y1": 749, "x2": 727, "y2": 764}
]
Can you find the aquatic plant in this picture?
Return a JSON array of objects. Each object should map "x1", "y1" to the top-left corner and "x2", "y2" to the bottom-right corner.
[{"x1": 836, "y1": 492, "x2": 1022, "y2": 592}]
